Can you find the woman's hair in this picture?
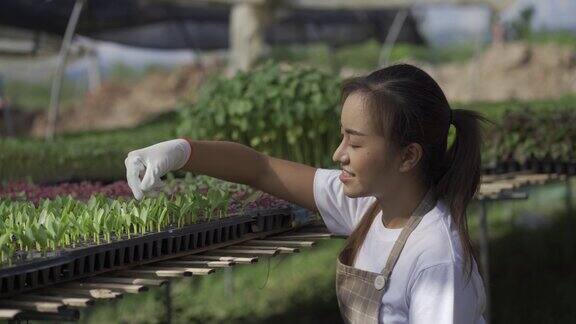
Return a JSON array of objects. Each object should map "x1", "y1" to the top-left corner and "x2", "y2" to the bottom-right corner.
[{"x1": 340, "y1": 63, "x2": 488, "y2": 282}]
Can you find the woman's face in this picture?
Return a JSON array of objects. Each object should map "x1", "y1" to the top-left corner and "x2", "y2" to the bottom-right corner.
[{"x1": 332, "y1": 92, "x2": 402, "y2": 198}]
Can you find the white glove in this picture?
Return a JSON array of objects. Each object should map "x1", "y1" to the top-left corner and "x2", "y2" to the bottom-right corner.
[{"x1": 124, "y1": 139, "x2": 192, "y2": 200}]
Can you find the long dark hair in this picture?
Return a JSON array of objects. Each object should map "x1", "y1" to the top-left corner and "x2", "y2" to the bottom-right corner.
[{"x1": 340, "y1": 63, "x2": 488, "y2": 282}]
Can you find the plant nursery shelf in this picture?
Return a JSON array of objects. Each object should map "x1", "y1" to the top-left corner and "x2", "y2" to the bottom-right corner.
[
  {"x1": 477, "y1": 171, "x2": 567, "y2": 201},
  {"x1": 483, "y1": 158, "x2": 576, "y2": 176},
  {"x1": 0, "y1": 222, "x2": 335, "y2": 322},
  {"x1": 0, "y1": 204, "x2": 312, "y2": 298}
]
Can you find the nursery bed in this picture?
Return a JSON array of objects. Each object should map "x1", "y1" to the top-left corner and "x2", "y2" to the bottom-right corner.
[{"x1": 0, "y1": 204, "x2": 311, "y2": 298}]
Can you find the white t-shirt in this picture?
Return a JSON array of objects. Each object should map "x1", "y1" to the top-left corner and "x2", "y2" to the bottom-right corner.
[{"x1": 313, "y1": 168, "x2": 487, "y2": 324}]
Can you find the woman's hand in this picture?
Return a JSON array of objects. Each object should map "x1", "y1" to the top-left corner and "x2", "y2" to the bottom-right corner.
[{"x1": 124, "y1": 139, "x2": 192, "y2": 200}]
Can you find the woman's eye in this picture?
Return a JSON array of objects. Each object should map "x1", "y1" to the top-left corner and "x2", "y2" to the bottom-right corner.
[{"x1": 339, "y1": 133, "x2": 359, "y2": 148}]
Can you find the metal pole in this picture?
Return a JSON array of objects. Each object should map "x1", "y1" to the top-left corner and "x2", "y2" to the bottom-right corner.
[
  {"x1": 0, "y1": 80, "x2": 14, "y2": 137},
  {"x1": 566, "y1": 176, "x2": 573, "y2": 215},
  {"x1": 165, "y1": 281, "x2": 172, "y2": 324},
  {"x1": 228, "y1": 2, "x2": 265, "y2": 74},
  {"x1": 87, "y1": 45, "x2": 101, "y2": 93},
  {"x1": 0, "y1": 76, "x2": 13, "y2": 137},
  {"x1": 378, "y1": 9, "x2": 409, "y2": 67},
  {"x1": 1, "y1": 100, "x2": 14, "y2": 137},
  {"x1": 479, "y1": 199, "x2": 491, "y2": 324},
  {"x1": 468, "y1": 30, "x2": 483, "y2": 101},
  {"x1": 45, "y1": 0, "x2": 85, "y2": 141},
  {"x1": 224, "y1": 267, "x2": 234, "y2": 298}
]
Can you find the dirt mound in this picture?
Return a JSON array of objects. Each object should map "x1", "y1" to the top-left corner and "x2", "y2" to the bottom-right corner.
[
  {"x1": 30, "y1": 60, "x2": 223, "y2": 137},
  {"x1": 341, "y1": 41, "x2": 576, "y2": 103},
  {"x1": 421, "y1": 42, "x2": 576, "y2": 103}
]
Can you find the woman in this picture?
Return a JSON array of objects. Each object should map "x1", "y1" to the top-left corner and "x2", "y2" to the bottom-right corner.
[{"x1": 125, "y1": 64, "x2": 487, "y2": 323}]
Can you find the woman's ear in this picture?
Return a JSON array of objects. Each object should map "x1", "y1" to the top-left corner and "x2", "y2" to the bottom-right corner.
[{"x1": 398, "y1": 143, "x2": 423, "y2": 173}]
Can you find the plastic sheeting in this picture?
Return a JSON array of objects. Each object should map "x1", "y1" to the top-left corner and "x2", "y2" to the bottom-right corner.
[{"x1": 0, "y1": 0, "x2": 423, "y2": 49}]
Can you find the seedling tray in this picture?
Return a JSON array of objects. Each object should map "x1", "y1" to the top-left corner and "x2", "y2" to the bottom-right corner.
[
  {"x1": 0, "y1": 204, "x2": 310, "y2": 297},
  {"x1": 483, "y1": 159, "x2": 576, "y2": 175}
]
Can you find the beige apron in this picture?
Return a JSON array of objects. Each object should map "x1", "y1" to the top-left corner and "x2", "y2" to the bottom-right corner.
[{"x1": 335, "y1": 188, "x2": 437, "y2": 324}]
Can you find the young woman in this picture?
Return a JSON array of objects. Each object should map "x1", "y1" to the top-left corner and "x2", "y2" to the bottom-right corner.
[{"x1": 125, "y1": 64, "x2": 487, "y2": 323}]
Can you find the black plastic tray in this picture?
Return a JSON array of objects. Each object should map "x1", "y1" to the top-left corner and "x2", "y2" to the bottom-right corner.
[
  {"x1": 482, "y1": 158, "x2": 576, "y2": 175},
  {"x1": 0, "y1": 204, "x2": 310, "y2": 297}
]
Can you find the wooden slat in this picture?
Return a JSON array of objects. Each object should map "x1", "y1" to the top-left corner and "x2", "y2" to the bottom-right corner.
[
  {"x1": 475, "y1": 171, "x2": 564, "y2": 200},
  {"x1": 15, "y1": 294, "x2": 93, "y2": 307},
  {"x1": 480, "y1": 172, "x2": 561, "y2": 185},
  {"x1": 481, "y1": 175, "x2": 504, "y2": 183},
  {"x1": 232, "y1": 245, "x2": 300, "y2": 253},
  {"x1": 43, "y1": 288, "x2": 122, "y2": 299},
  {"x1": 247, "y1": 239, "x2": 316, "y2": 247},
  {"x1": 477, "y1": 192, "x2": 500, "y2": 200},
  {"x1": 479, "y1": 189, "x2": 510, "y2": 197},
  {"x1": 0, "y1": 300, "x2": 65, "y2": 313},
  {"x1": 276, "y1": 247, "x2": 299, "y2": 254},
  {"x1": 156, "y1": 260, "x2": 235, "y2": 268},
  {"x1": 492, "y1": 174, "x2": 558, "y2": 189},
  {"x1": 0, "y1": 309, "x2": 22, "y2": 319},
  {"x1": 114, "y1": 268, "x2": 192, "y2": 278},
  {"x1": 478, "y1": 188, "x2": 507, "y2": 197},
  {"x1": 480, "y1": 182, "x2": 515, "y2": 192},
  {"x1": 211, "y1": 248, "x2": 279, "y2": 256},
  {"x1": 479, "y1": 189, "x2": 529, "y2": 200},
  {"x1": 85, "y1": 276, "x2": 167, "y2": 287},
  {"x1": 182, "y1": 255, "x2": 258, "y2": 264},
  {"x1": 273, "y1": 233, "x2": 335, "y2": 240},
  {"x1": 504, "y1": 180, "x2": 527, "y2": 189},
  {"x1": 140, "y1": 265, "x2": 215, "y2": 276},
  {"x1": 481, "y1": 173, "x2": 519, "y2": 183},
  {"x1": 14, "y1": 309, "x2": 79, "y2": 321},
  {"x1": 514, "y1": 173, "x2": 552, "y2": 181},
  {"x1": 60, "y1": 282, "x2": 147, "y2": 294}
]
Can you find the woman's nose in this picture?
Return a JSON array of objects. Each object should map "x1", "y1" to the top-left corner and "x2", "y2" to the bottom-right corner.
[{"x1": 332, "y1": 142, "x2": 348, "y2": 163}]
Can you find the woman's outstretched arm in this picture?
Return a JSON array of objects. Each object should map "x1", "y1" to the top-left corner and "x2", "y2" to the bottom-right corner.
[
  {"x1": 126, "y1": 139, "x2": 318, "y2": 212},
  {"x1": 181, "y1": 140, "x2": 318, "y2": 212}
]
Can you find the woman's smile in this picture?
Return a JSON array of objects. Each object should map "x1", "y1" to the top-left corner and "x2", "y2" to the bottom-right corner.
[{"x1": 339, "y1": 169, "x2": 355, "y2": 182}]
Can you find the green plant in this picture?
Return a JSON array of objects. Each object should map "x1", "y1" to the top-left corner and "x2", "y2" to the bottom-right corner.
[
  {"x1": 0, "y1": 175, "x2": 280, "y2": 265},
  {"x1": 510, "y1": 6, "x2": 535, "y2": 40},
  {"x1": 177, "y1": 61, "x2": 341, "y2": 168},
  {"x1": 0, "y1": 112, "x2": 178, "y2": 184},
  {"x1": 486, "y1": 107, "x2": 576, "y2": 162}
]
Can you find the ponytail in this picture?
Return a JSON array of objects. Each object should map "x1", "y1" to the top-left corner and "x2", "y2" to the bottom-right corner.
[{"x1": 436, "y1": 109, "x2": 490, "y2": 282}]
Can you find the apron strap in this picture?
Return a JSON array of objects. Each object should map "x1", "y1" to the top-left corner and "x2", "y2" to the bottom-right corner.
[{"x1": 374, "y1": 187, "x2": 438, "y2": 291}]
